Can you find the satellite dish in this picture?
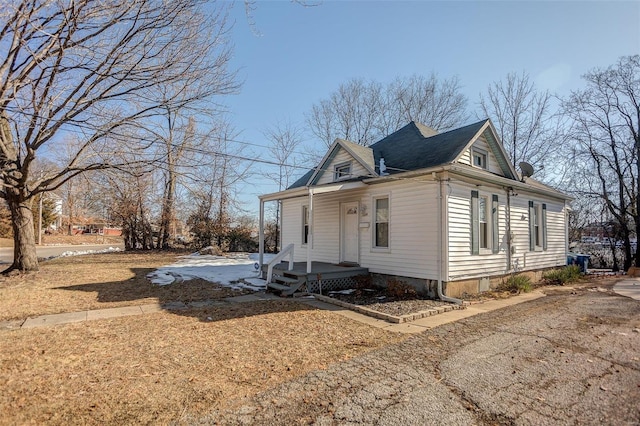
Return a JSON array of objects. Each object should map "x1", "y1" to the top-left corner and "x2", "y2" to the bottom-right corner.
[{"x1": 519, "y1": 162, "x2": 534, "y2": 180}]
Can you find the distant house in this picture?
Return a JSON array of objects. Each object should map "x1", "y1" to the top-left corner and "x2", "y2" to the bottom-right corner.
[
  {"x1": 71, "y1": 221, "x2": 122, "y2": 236},
  {"x1": 258, "y1": 119, "x2": 571, "y2": 298}
]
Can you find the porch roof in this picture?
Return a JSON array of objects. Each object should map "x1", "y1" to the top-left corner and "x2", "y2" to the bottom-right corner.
[{"x1": 259, "y1": 180, "x2": 367, "y2": 202}]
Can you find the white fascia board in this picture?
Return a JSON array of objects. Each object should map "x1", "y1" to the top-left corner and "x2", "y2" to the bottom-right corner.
[
  {"x1": 310, "y1": 181, "x2": 367, "y2": 194},
  {"x1": 259, "y1": 187, "x2": 308, "y2": 202},
  {"x1": 307, "y1": 139, "x2": 341, "y2": 185},
  {"x1": 259, "y1": 181, "x2": 368, "y2": 202}
]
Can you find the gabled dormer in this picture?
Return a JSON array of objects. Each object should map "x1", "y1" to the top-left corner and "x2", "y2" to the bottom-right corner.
[
  {"x1": 308, "y1": 138, "x2": 377, "y2": 186},
  {"x1": 453, "y1": 120, "x2": 517, "y2": 180}
]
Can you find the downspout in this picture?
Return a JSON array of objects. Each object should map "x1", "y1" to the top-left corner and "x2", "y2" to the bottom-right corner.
[
  {"x1": 505, "y1": 187, "x2": 512, "y2": 272},
  {"x1": 437, "y1": 174, "x2": 462, "y2": 304}
]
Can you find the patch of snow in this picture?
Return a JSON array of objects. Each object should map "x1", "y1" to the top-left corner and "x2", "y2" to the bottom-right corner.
[
  {"x1": 328, "y1": 288, "x2": 356, "y2": 295},
  {"x1": 146, "y1": 252, "x2": 277, "y2": 291},
  {"x1": 243, "y1": 277, "x2": 267, "y2": 290},
  {"x1": 54, "y1": 246, "x2": 122, "y2": 258}
]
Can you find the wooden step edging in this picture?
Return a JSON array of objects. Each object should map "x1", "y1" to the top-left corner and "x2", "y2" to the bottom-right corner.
[{"x1": 312, "y1": 294, "x2": 467, "y2": 324}]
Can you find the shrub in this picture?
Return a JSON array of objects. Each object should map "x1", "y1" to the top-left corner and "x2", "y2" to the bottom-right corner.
[
  {"x1": 543, "y1": 265, "x2": 582, "y2": 285},
  {"x1": 386, "y1": 278, "x2": 417, "y2": 299},
  {"x1": 500, "y1": 275, "x2": 532, "y2": 293},
  {"x1": 353, "y1": 274, "x2": 373, "y2": 290}
]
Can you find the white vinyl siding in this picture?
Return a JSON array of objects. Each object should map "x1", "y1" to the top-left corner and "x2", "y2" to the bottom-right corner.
[
  {"x1": 315, "y1": 148, "x2": 370, "y2": 185},
  {"x1": 281, "y1": 197, "x2": 307, "y2": 259},
  {"x1": 279, "y1": 180, "x2": 440, "y2": 280},
  {"x1": 451, "y1": 184, "x2": 506, "y2": 279},
  {"x1": 513, "y1": 196, "x2": 565, "y2": 270},
  {"x1": 457, "y1": 136, "x2": 504, "y2": 176},
  {"x1": 449, "y1": 181, "x2": 567, "y2": 280},
  {"x1": 362, "y1": 181, "x2": 439, "y2": 279},
  {"x1": 279, "y1": 178, "x2": 567, "y2": 283}
]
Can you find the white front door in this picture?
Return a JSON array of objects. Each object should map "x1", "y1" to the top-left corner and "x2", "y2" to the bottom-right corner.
[{"x1": 340, "y1": 201, "x2": 359, "y2": 264}]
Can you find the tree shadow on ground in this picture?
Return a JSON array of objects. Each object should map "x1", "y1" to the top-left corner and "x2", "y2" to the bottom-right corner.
[{"x1": 52, "y1": 266, "x2": 316, "y2": 323}]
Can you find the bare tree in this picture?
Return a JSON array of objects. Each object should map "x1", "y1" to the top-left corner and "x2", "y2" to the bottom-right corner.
[
  {"x1": 0, "y1": 0, "x2": 236, "y2": 271},
  {"x1": 262, "y1": 120, "x2": 306, "y2": 250},
  {"x1": 563, "y1": 55, "x2": 640, "y2": 269},
  {"x1": 307, "y1": 75, "x2": 468, "y2": 148},
  {"x1": 479, "y1": 72, "x2": 562, "y2": 176},
  {"x1": 155, "y1": 115, "x2": 196, "y2": 249},
  {"x1": 381, "y1": 74, "x2": 468, "y2": 136},
  {"x1": 185, "y1": 121, "x2": 251, "y2": 250}
]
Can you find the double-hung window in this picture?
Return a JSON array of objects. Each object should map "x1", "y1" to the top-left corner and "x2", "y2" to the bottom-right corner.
[
  {"x1": 529, "y1": 202, "x2": 547, "y2": 251},
  {"x1": 374, "y1": 197, "x2": 389, "y2": 248},
  {"x1": 471, "y1": 191, "x2": 500, "y2": 254},
  {"x1": 478, "y1": 196, "x2": 489, "y2": 249}
]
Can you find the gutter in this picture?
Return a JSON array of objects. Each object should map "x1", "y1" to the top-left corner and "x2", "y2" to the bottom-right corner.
[
  {"x1": 364, "y1": 164, "x2": 571, "y2": 202},
  {"x1": 437, "y1": 173, "x2": 463, "y2": 305}
]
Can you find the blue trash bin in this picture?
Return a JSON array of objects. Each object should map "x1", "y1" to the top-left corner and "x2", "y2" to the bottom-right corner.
[
  {"x1": 576, "y1": 254, "x2": 589, "y2": 273},
  {"x1": 567, "y1": 253, "x2": 589, "y2": 273}
]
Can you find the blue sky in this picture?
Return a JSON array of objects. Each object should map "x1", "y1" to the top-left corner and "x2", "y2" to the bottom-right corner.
[{"x1": 218, "y1": 1, "x2": 640, "y2": 213}]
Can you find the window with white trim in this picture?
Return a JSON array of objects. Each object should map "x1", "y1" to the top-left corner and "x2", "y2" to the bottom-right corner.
[
  {"x1": 478, "y1": 196, "x2": 489, "y2": 249},
  {"x1": 374, "y1": 197, "x2": 389, "y2": 248},
  {"x1": 334, "y1": 162, "x2": 352, "y2": 181},
  {"x1": 529, "y1": 202, "x2": 547, "y2": 251},
  {"x1": 302, "y1": 205, "x2": 309, "y2": 245},
  {"x1": 472, "y1": 148, "x2": 487, "y2": 169},
  {"x1": 471, "y1": 192, "x2": 500, "y2": 255}
]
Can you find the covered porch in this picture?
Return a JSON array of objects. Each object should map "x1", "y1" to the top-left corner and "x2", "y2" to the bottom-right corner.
[{"x1": 257, "y1": 180, "x2": 368, "y2": 274}]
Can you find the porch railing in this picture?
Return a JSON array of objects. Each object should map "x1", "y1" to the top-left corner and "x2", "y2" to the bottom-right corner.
[{"x1": 266, "y1": 243, "x2": 295, "y2": 284}]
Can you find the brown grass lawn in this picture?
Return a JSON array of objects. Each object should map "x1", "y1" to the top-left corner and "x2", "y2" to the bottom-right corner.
[
  {"x1": 0, "y1": 251, "x2": 245, "y2": 321},
  {"x1": 0, "y1": 251, "x2": 405, "y2": 424}
]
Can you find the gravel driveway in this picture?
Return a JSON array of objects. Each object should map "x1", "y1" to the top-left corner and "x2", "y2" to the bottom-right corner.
[{"x1": 195, "y1": 280, "x2": 640, "y2": 425}]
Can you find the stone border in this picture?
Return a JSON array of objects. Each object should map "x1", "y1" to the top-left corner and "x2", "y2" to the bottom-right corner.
[{"x1": 312, "y1": 294, "x2": 466, "y2": 324}]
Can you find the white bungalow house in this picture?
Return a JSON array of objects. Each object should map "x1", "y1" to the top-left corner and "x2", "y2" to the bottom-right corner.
[{"x1": 258, "y1": 119, "x2": 571, "y2": 300}]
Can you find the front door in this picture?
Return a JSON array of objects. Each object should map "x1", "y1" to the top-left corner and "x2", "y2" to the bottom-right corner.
[{"x1": 340, "y1": 202, "x2": 359, "y2": 264}]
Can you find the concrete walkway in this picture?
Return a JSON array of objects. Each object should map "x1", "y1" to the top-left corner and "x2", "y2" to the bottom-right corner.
[
  {"x1": 18, "y1": 293, "x2": 280, "y2": 329},
  {"x1": 613, "y1": 277, "x2": 640, "y2": 301},
  {"x1": 10, "y1": 290, "x2": 546, "y2": 333}
]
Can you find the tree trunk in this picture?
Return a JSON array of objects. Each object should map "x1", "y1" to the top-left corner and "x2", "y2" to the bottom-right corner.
[
  {"x1": 6, "y1": 196, "x2": 39, "y2": 272},
  {"x1": 157, "y1": 171, "x2": 175, "y2": 250}
]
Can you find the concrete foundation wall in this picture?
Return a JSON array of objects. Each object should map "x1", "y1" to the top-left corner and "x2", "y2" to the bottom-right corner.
[
  {"x1": 444, "y1": 269, "x2": 549, "y2": 298},
  {"x1": 371, "y1": 268, "x2": 553, "y2": 300},
  {"x1": 370, "y1": 273, "x2": 438, "y2": 299}
]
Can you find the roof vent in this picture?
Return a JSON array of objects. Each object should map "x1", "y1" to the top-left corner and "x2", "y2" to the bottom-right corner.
[{"x1": 379, "y1": 158, "x2": 389, "y2": 176}]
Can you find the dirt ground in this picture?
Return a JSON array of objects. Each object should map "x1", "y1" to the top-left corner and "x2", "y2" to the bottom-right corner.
[{"x1": 0, "y1": 251, "x2": 404, "y2": 425}]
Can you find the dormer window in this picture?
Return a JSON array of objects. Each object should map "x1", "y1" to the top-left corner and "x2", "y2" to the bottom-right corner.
[
  {"x1": 472, "y1": 148, "x2": 487, "y2": 170},
  {"x1": 334, "y1": 162, "x2": 352, "y2": 181}
]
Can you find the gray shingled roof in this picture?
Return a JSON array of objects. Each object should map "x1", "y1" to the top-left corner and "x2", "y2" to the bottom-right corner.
[
  {"x1": 339, "y1": 139, "x2": 375, "y2": 172},
  {"x1": 370, "y1": 120, "x2": 487, "y2": 173},
  {"x1": 288, "y1": 119, "x2": 489, "y2": 189}
]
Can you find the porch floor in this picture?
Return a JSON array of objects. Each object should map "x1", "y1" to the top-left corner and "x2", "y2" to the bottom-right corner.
[{"x1": 269, "y1": 261, "x2": 368, "y2": 277}]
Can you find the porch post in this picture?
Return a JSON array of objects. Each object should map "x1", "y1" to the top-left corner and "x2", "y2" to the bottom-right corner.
[
  {"x1": 307, "y1": 188, "x2": 313, "y2": 273},
  {"x1": 259, "y1": 198, "x2": 265, "y2": 267}
]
